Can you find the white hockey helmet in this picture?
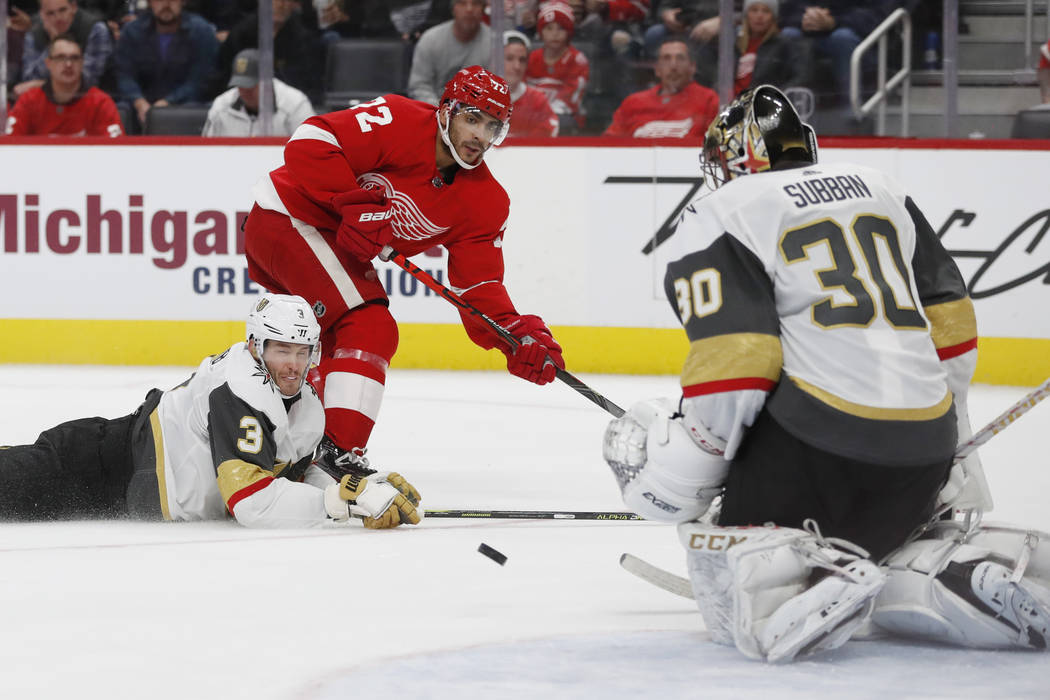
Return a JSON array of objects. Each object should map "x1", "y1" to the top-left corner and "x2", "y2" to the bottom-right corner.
[{"x1": 246, "y1": 294, "x2": 321, "y2": 391}]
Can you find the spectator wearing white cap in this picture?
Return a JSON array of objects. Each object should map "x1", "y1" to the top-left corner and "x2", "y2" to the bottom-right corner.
[
  {"x1": 503, "y1": 29, "x2": 559, "y2": 138},
  {"x1": 525, "y1": 1, "x2": 590, "y2": 133},
  {"x1": 202, "y1": 48, "x2": 315, "y2": 137}
]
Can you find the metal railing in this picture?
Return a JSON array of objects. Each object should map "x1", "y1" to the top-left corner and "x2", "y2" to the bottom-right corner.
[{"x1": 850, "y1": 8, "x2": 912, "y2": 136}]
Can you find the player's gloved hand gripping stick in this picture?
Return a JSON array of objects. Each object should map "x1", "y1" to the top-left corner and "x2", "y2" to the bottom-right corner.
[{"x1": 379, "y1": 245, "x2": 625, "y2": 417}]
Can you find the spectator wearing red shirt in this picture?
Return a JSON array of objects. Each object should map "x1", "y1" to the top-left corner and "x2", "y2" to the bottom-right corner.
[
  {"x1": 6, "y1": 34, "x2": 123, "y2": 136},
  {"x1": 603, "y1": 37, "x2": 718, "y2": 140},
  {"x1": 526, "y1": 2, "x2": 589, "y2": 133},
  {"x1": 504, "y1": 30, "x2": 558, "y2": 138}
]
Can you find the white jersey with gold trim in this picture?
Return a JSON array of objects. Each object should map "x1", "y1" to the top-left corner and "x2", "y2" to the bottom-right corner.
[
  {"x1": 150, "y1": 342, "x2": 330, "y2": 526},
  {"x1": 666, "y1": 161, "x2": 975, "y2": 465}
]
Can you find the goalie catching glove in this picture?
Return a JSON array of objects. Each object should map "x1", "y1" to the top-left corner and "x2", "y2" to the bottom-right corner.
[
  {"x1": 324, "y1": 471, "x2": 422, "y2": 529},
  {"x1": 501, "y1": 314, "x2": 564, "y2": 385},
  {"x1": 334, "y1": 188, "x2": 395, "y2": 261}
]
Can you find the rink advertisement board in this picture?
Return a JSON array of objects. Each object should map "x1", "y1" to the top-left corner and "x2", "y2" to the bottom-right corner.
[{"x1": 1, "y1": 138, "x2": 1048, "y2": 384}]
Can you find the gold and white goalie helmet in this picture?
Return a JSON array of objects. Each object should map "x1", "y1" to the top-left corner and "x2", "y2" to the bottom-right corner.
[{"x1": 701, "y1": 84, "x2": 818, "y2": 189}]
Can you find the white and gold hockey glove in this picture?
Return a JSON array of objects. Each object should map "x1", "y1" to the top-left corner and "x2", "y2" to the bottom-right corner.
[{"x1": 324, "y1": 471, "x2": 422, "y2": 529}]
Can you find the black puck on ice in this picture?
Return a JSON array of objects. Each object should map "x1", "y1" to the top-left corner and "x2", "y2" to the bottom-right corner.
[{"x1": 478, "y1": 542, "x2": 507, "y2": 566}]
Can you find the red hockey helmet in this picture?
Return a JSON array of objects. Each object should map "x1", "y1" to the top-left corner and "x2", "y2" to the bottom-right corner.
[{"x1": 440, "y1": 65, "x2": 512, "y2": 123}]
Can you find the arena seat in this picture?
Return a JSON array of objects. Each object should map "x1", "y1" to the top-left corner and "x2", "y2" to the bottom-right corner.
[
  {"x1": 116, "y1": 102, "x2": 137, "y2": 135},
  {"x1": 144, "y1": 105, "x2": 211, "y2": 135},
  {"x1": 323, "y1": 39, "x2": 412, "y2": 111},
  {"x1": 1010, "y1": 107, "x2": 1050, "y2": 138}
]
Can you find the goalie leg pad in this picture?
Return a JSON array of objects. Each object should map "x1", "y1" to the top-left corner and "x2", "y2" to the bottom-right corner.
[
  {"x1": 676, "y1": 521, "x2": 770, "y2": 647},
  {"x1": 875, "y1": 523, "x2": 1050, "y2": 650},
  {"x1": 677, "y1": 520, "x2": 885, "y2": 662},
  {"x1": 727, "y1": 526, "x2": 885, "y2": 662}
]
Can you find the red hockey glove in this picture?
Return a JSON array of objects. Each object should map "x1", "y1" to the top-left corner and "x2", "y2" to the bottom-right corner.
[
  {"x1": 502, "y1": 314, "x2": 565, "y2": 385},
  {"x1": 334, "y1": 188, "x2": 395, "y2": 261}
]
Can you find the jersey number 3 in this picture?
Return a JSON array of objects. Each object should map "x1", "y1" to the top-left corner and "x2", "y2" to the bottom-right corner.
[
  {"x1": 237, "y1": 417, "x2": 263, "y2": 454},
  {"x1": 781, "y1": 215, "x2": 926, "y2": 330}
]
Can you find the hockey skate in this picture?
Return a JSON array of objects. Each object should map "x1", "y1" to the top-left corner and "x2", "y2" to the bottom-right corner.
[
  {"x1": 970, "y1": 561, "x2": 1050, "y2": 649},
  {"x1": 313, "y1": 436, "x2": 376, "y2": 481}
]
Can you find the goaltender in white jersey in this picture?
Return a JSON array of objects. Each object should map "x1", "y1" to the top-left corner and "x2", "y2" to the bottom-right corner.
[
  {"x1": 0, "y1": 294, "x2": 422, "y2": 529},
  {"x1": 604, "y1": 85, "x2": 1050, "y2": 663},
  {"x1": 669, "y1": 158, "x2": 964, "y2": 468}
]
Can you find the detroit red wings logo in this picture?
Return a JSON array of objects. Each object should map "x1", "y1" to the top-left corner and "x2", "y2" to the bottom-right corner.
[{"x1": 357, "y1": 172, "x2": 449, "y2": 242}]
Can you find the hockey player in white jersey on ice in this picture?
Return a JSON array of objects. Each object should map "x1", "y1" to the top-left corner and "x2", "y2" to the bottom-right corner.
[
  {"x1": 603, "y1": 85, "x2": 1050, "y2": 662},
  {"x1": 0, "y1": 293, "x2": 421, "y2": 529}
]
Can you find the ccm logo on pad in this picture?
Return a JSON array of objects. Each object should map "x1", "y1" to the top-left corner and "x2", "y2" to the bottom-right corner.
[{"x1": 359, "y1": 211, "x2": 393, "y2": 222}]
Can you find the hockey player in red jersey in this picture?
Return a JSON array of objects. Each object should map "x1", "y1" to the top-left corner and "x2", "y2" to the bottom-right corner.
[{"x1": 244, "y1": 65, "x2": 565, "y2": 476}]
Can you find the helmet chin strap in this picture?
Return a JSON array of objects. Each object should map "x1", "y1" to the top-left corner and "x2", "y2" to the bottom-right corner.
[{"x1": 436, "y1": 108, "x2": 483, "y2": 170}]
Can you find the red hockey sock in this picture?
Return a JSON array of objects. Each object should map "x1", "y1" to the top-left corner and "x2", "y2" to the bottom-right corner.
[
  {"x1": 317, "y1": 304, "x2": 399, "y2": 451},
  {"x1": 320, "y1": 348, "x2": 389, "y2": 450}
]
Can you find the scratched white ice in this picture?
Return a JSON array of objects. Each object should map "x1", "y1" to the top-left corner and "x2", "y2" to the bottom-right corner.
[{"x1": 0, "y1": 367, "x2": 1047, "y2": 699}]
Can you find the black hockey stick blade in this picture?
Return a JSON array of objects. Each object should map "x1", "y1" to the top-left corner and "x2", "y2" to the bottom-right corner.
[{"x1": 555, "y1": 367, "x2": 625, "y2": 417}]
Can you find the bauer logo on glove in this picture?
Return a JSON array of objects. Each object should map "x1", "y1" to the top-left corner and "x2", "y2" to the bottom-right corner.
[
  {"x1": 333, "y1": 188, "x2": 396, "y2": 261},
  {"x1": 358, "y1": 210, "x2": 393, "y2": 223}
]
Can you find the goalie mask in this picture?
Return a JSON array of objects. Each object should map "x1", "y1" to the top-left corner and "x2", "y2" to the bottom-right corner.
[
  {"x1": 438, "y1": 65, "x2": 512, "y2": 170},
  {"x1": 246, "y1": 294, "x2": 321, "y2": 398},
  {"x1": 701, "y1": 84, "x2": 817, "y2": 189}
]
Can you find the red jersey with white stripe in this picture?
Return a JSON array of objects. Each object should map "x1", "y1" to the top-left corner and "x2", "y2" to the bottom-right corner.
[
  {"x1": 253, "y1": 94, "x2": 516, "y2": 332},
  {"x1": 508, "y1": 84, "x2": 559, "y2": 138},
  {"x1": 603, "y1": 82, "x2": 720, "y2": 140},
  {"x1": 6, "y1": 84, "x2": 123, "y2": 137},
  {"x1": 1040, "y1": 39, "x2": 1050, "y2": 68},
  {"x1": 525, "y1": 46, "x2": 589, "y2": 125}
]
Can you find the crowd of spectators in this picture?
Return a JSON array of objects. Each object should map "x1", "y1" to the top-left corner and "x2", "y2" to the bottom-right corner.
[{"x1": 1, "y1": 0, "x2": 972, "y2": 140}]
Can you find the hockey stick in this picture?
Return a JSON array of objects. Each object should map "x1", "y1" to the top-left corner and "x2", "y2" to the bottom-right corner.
[
  {"x1": 952, "y1": 376, "x2": 1050, "y2": 462},
  {"x1": 379, "y1": 246, "x2": 625, "y2": 417},
  {"x1": 621, "y1": 378, "x2": 1050, "y2": 598},
  {"x1": 426, "y1": 509, "x2": 643, "y2": 521},
  {"x1": 619, "y1": 553, "x2": 693, "y2": 598}
]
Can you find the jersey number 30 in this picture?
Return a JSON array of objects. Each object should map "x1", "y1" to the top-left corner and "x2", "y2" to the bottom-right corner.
[{"x1": 782, "y1": 215, "x2": 926, "y2": 329}]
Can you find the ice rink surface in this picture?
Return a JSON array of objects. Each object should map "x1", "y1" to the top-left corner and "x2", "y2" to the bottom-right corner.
[{"x1": 1, "y1": 366, "x2": 1048, "y2": 699}]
